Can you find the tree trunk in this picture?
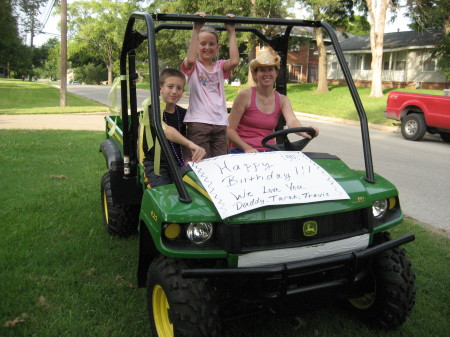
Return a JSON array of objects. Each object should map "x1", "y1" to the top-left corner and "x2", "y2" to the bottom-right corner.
[
  {"x1": 314, "y1": 27, "x2": 329, "y2": 93},
  {"x1": 108, "y1": 63, "x2": 113, "y2": 85},
  {"x1": 444, "y1": 16, "x2": 450, "y2": 36},
  {"x1": 366, "y1": 0, "x2": 389, "y2": 97},
  {"x1": 247, "y1": 0, "x2": 256, "y2": 86}
]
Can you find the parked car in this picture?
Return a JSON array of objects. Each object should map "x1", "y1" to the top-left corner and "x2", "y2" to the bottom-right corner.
[
  {"x1": 71, "y1": 81, "x2": 80, "y2": 85},
  {"x1": 385, "y1": 91, "x2": 450, "y2": 142}
]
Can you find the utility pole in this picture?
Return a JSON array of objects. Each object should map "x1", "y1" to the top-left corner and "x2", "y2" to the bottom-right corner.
[
  {"x1": 60, "y1": 0, "x2": 67, "y2": 107},
  {"x1": 29, "y1": 9, "x2": 35, "y2": 81}
]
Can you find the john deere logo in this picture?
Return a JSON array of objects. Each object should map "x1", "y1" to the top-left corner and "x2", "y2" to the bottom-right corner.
[{"x1": 303, "y1": 221, "x2": 318, "y2": 237}]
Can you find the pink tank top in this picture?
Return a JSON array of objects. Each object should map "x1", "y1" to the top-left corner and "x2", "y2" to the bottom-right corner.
[{"x1": 231, "y1": 87, "x2": 281, "y2": 151}]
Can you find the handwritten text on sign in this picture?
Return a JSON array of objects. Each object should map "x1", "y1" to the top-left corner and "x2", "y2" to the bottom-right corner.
[{"x1": 189, "y1": 151, "x2": 350, "y2": 219}]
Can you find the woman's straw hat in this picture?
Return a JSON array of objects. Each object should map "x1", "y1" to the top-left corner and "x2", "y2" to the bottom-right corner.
[{"x1": 249, "y1": 52, "x2": 281, "y2": 71}]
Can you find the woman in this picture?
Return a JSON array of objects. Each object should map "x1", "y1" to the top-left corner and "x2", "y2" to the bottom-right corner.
[{"x1": 227, "y1": 52, "x2": 319, "y2": 153}]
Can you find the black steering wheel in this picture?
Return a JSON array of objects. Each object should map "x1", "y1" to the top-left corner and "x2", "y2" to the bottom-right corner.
[{"x1": 261, "y1": 127, "x2": 317, "y2": 151}]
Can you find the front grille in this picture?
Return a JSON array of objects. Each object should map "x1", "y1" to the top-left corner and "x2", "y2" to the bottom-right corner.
[{"x1": 239, "y1": 207, "x2": 371, "y2": 252}]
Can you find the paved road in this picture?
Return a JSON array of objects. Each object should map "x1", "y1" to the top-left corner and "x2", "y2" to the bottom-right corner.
[
  {"x1": 295, "y1": 117, "x2": 450, "y2": 236},
  {"x1": 1, "y1": 84, "x2": 449, "y2": 235},
  {"x1": 65, "y1": 84, "x2": 190, "y2": 108}
]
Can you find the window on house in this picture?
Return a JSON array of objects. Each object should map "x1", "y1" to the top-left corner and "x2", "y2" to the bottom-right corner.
[
  {"x1": 331, "y1": 62, "x2": 339, "y2": 70},
  {"x1": 422, "y1": 53, "x2": 436, "y2": 72},
  {"x1": 423, "y1": 59, "x2": 436, "y2": 72},
  {"x1": 394, "y1": 51, "x2": 407, "y2": 71},
  {"x1": 345, "y1": 55, "x2": 357, "y2": 70},
  {"x1": 363, "y1": 54, "x2": 372, "y2": 70},
  {"x1": 382, "y1": 52, "x2": 391, "y2": 70},
  {"x1": 395, "y1": 61, "x2": 406, "y2": 70},
  {"x1": 289, "y1": 43, "x2": 300, "y2": 52},
  {"x1": 289, "y1": 65, "x2": 302, "y2": 82}
]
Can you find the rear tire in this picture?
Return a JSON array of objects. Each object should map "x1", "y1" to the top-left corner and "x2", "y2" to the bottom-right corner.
[
  {"x1": 439, "y1": 132, "x2": 450, "y2": 143},
  {"x1": 100, "y1": 172, "x2": 138, "y2": 237},
  {"x1": 401, "y1": 113, "x2": 426, "y2": 141},
  {"x1": 347, "y1": 232, "x2": 416, "y2": 329},
  {"x1": 147, "y1": 256, "x2": 222, "y2": 337}
]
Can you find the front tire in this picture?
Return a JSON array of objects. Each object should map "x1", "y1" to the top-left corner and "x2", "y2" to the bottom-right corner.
[
  {"x1": 348, "y1": 232, "x2": 416, "y2": 329},
  {"x1": 401, "y1": 113, "x2": 426, "y2": 141},
  {"x1": 147, "y1": 256, "x2": 222, "y2": 337},
  {"x1": 100, "y1": 172, "x2": 138, "y2": 237}
]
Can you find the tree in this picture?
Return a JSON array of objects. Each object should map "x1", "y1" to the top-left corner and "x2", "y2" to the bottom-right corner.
[
  {"x1": 33, "y1": 38, "x2": 61, "y2": 80},
  {"x1": 15, "y1": 0, "x2": 48, "y2": 47},
  {"x1": 0, "y1": 0, "x2": 21, "y2": 77},
  {"x1": 148, "y1": 1, "x2": 291, "y2": 85},
  {"x1": 247, "y1": 0, "x2": 291, "y2": 86},
  {"x1": 364, "y1": 0, "x2": 390, "y2": 97},
  {"x1": 406, "y1": 0, "x2": 450, "y2": 34},
  {"x1": 337, "y1": 15, "x2": 371, "y2": 35},
  {"x1": 145, "y1": 0, "x2": 254, "y2": 83},
  {"x1": 300, "y1": 0, "x2": 356, "y2": 93},
  {"x1": 66, "y1": 0, "x2": 144, "y2": 84},
  {"x1": 405, "y1": 0, "x2": 450, "y2": 79}
]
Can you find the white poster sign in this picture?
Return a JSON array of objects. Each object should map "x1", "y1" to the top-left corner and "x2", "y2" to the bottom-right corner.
[{"x1": 189, "y1": 151, "x2": 349, "y2": 219}]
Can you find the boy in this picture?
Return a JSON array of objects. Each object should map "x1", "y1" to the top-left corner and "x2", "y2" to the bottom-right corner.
[{"x1": 143, "y1": 68, "x2": 206, "y2": 188}]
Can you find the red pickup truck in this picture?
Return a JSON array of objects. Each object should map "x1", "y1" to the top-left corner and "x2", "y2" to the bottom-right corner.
[{"x1": 385, "y1": 91, "x2": 450, "y2": 142}]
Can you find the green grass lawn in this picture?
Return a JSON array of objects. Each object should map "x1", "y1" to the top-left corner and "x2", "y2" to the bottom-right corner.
[
  {"x1": 225, "y1": 84, "x2": 444, "y2": 126},
  {"x1": 3, "y1": 78, "x2": 443, "y2": 125},
  {"x1": 1, "y1": 130, "x2": 449, "y2": 337},
  {"x1": 0, "y1": 79, "x2": 109, "y2": 114}
]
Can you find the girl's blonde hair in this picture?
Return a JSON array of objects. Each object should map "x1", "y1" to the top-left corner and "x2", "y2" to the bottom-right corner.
[{"x1": 199, "y1": 26, "x2": 219, "y2": 43}]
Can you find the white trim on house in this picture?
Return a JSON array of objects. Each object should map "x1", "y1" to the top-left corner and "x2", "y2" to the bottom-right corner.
[
  {"x1": 327, "y1": 49, "x2": 447, "y2": 85},
  {"x1": 326, "y1": 30, "x2": 448, "y2": 87}
]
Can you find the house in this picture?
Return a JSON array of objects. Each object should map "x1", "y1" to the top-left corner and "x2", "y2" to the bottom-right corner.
[
  {"x1": 258, "y1": 41, "x2": 320, "y2": 84},
  {"x1": 326, "y1": 29, "x2": 448, "y2": 89},
  {"x1": 256, "y1": 27, "x2": 350, "y2": 84}
]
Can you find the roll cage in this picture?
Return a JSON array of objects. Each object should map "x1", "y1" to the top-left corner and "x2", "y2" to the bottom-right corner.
[{"x1": 118, "y1": 13, "x2": 375, "y2": 203}]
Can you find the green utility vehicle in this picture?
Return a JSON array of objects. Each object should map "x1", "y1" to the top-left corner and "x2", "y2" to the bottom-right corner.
[{"x1": 100, "y1": 13, "x2": 416, "y2": 337}]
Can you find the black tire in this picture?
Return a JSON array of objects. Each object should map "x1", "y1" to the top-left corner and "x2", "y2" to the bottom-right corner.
[
  {"x1": 147, "y1": 256, "x2": 222, "y2": 337},
  {"x1": 100, "y1": 172, "x2": 139, "y2": 237},
  {"x1": 401, "y1": 113, "x2": 426, "y2": 141},
  {"x1": 439, "y1": 132, "x2": 450, "y2": 143},
  {"x1": 347, "y1": 232, "x2": 416, "y2": 329}
]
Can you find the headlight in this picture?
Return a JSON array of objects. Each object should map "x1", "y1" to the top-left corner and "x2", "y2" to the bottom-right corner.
[
  {"x1": 372, "y1": 199, "x2": 388, "y2": 219},
  {"x1": 186, "y1": 222, "x2": 213, "y2": 244}
]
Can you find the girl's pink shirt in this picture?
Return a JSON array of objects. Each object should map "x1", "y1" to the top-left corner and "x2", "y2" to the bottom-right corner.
[
  {"x1": 181, "y1": 59, "x2": 229, "y2": 126},
  {"x1": 230, "y1": 87, "x2": 281, "y2": 151}
]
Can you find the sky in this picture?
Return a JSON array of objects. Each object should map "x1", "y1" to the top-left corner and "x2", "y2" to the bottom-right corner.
[{"x1": 32, "y1": 3, "x2": 411, "y2": 47}]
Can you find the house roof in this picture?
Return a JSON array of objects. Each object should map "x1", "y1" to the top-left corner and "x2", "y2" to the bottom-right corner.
[
  {"x1": 328, "y1": 29, "x2": 444, "y2": 53},
  {"x1": 290, "y1": 26, "x2": 354, "y2": 42}
]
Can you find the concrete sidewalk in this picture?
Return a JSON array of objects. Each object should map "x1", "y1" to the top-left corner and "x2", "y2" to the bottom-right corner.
[{"x1": 0, "y1": 112, "x2": 109, "y2": 131}]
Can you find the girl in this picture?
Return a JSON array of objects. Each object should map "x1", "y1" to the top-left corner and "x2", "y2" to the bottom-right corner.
[{"x1": 182, "y1": 12, "x2": 239, "y2": 158}]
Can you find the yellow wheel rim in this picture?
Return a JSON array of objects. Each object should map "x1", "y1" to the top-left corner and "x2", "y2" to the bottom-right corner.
[
  {"x1": 348, "y1": 292, "x2": 376, "y2": 309},
  {"x1": 152, "y1": 285, "x2": 173, "y2": 337},
  {"x1": 103, "y1": 191, "x2": 109, "y2": 223},
  {"x1": 348, "y1": 272, "x2": 377, "y2": 309}
]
